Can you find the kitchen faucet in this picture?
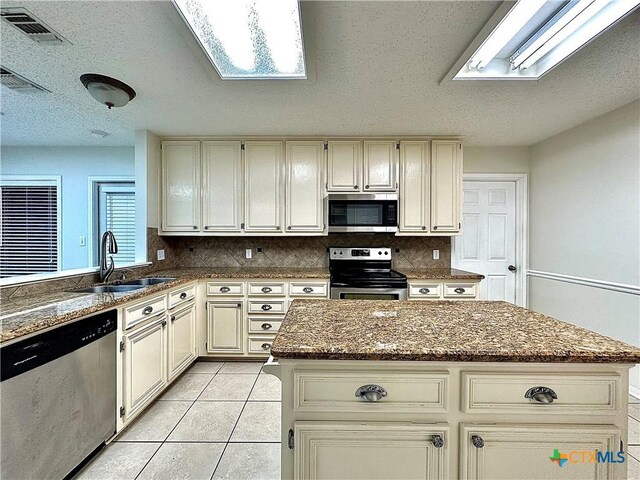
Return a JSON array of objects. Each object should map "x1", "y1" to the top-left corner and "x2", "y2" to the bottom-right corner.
[{"x1": 99, "y1": 230, "x2": 118, "y2": 283}]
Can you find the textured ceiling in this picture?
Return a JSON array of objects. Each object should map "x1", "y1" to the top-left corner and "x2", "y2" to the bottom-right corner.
[{"x1": 1, "y1": 1, "x2": 638, "y2": 147}]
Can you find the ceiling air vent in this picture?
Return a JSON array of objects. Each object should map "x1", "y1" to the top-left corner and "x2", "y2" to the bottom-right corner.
[
  {"x1": 1, "y1": 8, "x2": 69, "y2": 44},
  {"x1": 0, "y1": 67, "x2": 50, "y2": 93}
]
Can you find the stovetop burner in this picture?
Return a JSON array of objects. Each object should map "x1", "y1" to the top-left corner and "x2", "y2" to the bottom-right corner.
[{"x1": 329, "y1": 247, "x2": 407, "y2": 289}]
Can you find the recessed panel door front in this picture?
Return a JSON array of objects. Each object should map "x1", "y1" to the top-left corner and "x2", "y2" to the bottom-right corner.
[{"x1": 244, "y1": 141, "x2": 284, "y2": 233}]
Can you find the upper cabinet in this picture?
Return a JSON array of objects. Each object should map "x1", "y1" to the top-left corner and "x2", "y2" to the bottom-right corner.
[
  {"x1": 285, "y1": 141, "x2": 326, "y2": 234},
  {"x1": 399, "y1": 141, "x2": 430, "y2": 233},
  {"x1": 202, "y1": 141, "x2": 242, "y2": 232},
  {"x1": 363, "y1": 141, "x2": 397, "y2": 191},
  {"x1": 327, "y1": 141, "x2": 361, "y2": 191},
  {"x1": 244, "y1": 141, "x2": 284, "y2": 233},
  {"x1": 431, "y1": 140, "x2": 462, "y2": 233},
  {"x1": 161, "y1": 141, "x2": 200, "y2": 232}
]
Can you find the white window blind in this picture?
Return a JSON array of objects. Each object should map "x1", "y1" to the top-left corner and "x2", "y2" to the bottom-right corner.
[
  {"x1": 0, "y1": 183, "x2": 59, "y2": 278},
  {"x1": 99, "y1": 184, "x2": 135, "y2": 265}
]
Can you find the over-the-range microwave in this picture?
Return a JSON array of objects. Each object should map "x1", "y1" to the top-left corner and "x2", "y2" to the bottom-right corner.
[{"x1": 327, "y1": 193, "x2": 398, "y2": 233}]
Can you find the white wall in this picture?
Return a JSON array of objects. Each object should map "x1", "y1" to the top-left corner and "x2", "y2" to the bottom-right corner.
[
  {"x1": 528, "y1": 100, "x2": 640, "y2": 390},
  {"x1": 464, "y1": 146, "x2": 530, "y2": 173},
  {"x1": 0, "y1": 146, "x2": 135, "y2": 270}
]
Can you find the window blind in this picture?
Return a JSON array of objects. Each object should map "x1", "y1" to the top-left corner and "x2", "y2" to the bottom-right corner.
[
  {"x1": 104, "y1": 191, "x2": 135, "y2": 264},
  {"x1": 0, "y1": 184, "x2": 58, "y2": 278}
]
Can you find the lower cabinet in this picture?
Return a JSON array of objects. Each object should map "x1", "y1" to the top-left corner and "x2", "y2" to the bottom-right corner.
[
  {"x1": 460, "y1": 424, "x2": 620, "y2": 480},
  {"x1": 294, "y1": 422, "x2": 448, "y2": 480},
  {"x1": 122, "y1": 316, "x2": 167, "y2": 421},
  {"x1": 206, "y1": 301, "x2": 245, "y2": 354},
  {"x1": 168, "y1": 302, "x2": 197, "y2": 381}
]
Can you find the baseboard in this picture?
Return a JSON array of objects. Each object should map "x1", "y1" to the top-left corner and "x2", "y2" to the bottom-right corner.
[{"x1": 630, "y1": 385, "x2": 640, "y2": 399}]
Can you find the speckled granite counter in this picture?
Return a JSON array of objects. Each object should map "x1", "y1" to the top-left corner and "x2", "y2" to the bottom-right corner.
[
  {"x1": 402, "y1": 268, "x2": 484, "y2": 280},
  {"x1": 271, "y1": 299, "x2": 640, "y2": 363}
]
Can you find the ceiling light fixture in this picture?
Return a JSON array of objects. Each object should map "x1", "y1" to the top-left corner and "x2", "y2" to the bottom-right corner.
[
  {"x1": 90, "y1": 130, "x2": 109, "y2": 139},
  {"x1": 80, "y1": 74, "x2": 136, "y2": 109}
]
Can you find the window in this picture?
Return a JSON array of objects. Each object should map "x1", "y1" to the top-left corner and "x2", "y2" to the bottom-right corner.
[
  {"x1": 0, "y1": 178, "x2": 60, "y2": 278},
  {"x1": 95, "y1": 182, "x2": 135, "y2": 265}
]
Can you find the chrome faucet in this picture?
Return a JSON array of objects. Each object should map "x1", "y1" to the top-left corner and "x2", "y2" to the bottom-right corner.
[{"x1": 99, "y1": 230, "x2": 118, "y2": 283}]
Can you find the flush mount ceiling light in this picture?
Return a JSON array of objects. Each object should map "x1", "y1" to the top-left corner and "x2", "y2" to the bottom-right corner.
[
  {"x1": 445, "y1": 0, "x2": 640, "y2": 81},
  {"x1": 90, "y1": 129, "x2": 109, "y2": 139},
  {"x1": 172, "y1": 0, "x2": 306, "y2": 79},
  {"x1": 80, "y1": 74, "x2": 136, "y2": 109}
]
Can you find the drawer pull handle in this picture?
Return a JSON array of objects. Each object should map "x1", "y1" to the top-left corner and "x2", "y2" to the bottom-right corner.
[
  {"x1": 419, "y1": 288, "x2": 430, "y2": 294},
  {"x1": 219, "y1": 286, "x2": 231, "y2": 293},
  {"x1": 179, "y1": 292, "x2": 187, "y2": 299},
  {"x1": 261, "y1": 304, "x2": 272, "y2": 311},
  {"x1": 261, "y1": 343, "x2": 271, "y2": 350},
  {"x1": 142, "y1": 306, "x2": 154, "y2": 315},
  {"x1": 432, "y1": 435, "x2": 444, "y2": 448},
  {"x1": 261, "y1": 286, "x2": 273, "y2": 293},
  {"x1": 471, "y1": 435, "x2": 484, "y2": 449},
  {"x1": 302, "y1": 287, "x2": 314, "y2": 293},
  {"x1": 454, "y1": 287, "x2": 466, "y2": 294},
  {"x1": 355, "y1": 384, "x2": 387, "y2": 402},
  {"x1": 261, "y1": 323, "x2": 273, "y2": 330},
  {"x1": 525, "y1": 386, "x2": 557, "y2": 404}
]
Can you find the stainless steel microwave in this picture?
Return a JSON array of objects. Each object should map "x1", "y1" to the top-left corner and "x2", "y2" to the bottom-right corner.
[{"x1": 327, "y1": 193, "x2": 398, "y2": 233}]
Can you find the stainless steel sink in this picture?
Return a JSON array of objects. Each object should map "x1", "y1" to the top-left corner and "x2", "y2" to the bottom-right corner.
[
  {"x1": 74, "y1": 285, "x2": 146, "y2": 294},
  {"x1": 121, "y1": 277, "x2": 177, "y2": 286}
]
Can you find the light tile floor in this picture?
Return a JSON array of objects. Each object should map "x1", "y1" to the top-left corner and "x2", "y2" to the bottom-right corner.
[
  {"x1": 76, "y1": 365, "x2": 640, "y2": 479},
  {"x1": 76, "y1": 361, "x2": 280, "y2": 480}
]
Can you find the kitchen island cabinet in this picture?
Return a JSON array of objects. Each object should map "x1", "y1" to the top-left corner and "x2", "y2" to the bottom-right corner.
[{"x1": 266, "y1": 300, "x2": 640, "y2": 480}]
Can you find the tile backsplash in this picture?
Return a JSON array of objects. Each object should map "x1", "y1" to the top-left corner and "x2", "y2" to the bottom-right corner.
[{"x1": 149, "y1": 228, "x2": 451, "y2": 270}]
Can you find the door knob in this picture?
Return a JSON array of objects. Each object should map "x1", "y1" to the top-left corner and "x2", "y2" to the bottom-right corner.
[{"x1": 508, "y1": 265, "x2": 517, "y2": 272}]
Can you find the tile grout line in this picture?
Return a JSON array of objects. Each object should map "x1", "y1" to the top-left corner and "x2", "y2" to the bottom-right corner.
[{"x1": 209, "y1": 366, "x2": 263, "y2": 480}]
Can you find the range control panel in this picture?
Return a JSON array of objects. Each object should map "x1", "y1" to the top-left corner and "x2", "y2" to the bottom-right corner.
[{"x1": 329, "y1": 248, "x2": 391, "y2": 260}]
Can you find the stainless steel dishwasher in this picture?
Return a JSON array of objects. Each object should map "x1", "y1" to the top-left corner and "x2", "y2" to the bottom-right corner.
[{"x1": 1, "y1": 309, "x2": 117, "y2": 479}]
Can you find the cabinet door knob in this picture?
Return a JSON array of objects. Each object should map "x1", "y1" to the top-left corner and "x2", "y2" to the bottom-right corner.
[
  {"x1": 355, "y1": 384, "x2": 387, "y2": 402},
  {"x1": 180, "y1": 292, "x2": 187, "y2": 299},
  {"x1": 170, "y1": 315, "x2": 176, "y2": 322},
  {"x1": 421, "y1": 226, "x2": 426, "y2": 230},
  {"x1": 220, "y1": 286, "x2": 231, "y2": 293},
  {"x1": 237, "y1": 303, "x2": 242, "y2": 308},
  {"x1": 261, "y1": 304, "x2": 272, "y2": 311},
  {"x1": 204, "y1": 226, "x2": 209, "y2": 230},
  {"x1": 261, "y1": 323, "x2": 272, "y2": 330},
  {"x1": 287, "y1": 226, "x2": 292, "y2": 230},
  {"x1": 142, "y1": 306, "x2": 154, "y2": 315},
  {"x1": 471, "y1": 435, "x2": 484, "y2": 449},
  {"x1": 454, "y1": 287, "x2": 466, "y2": 294},
  {"x1": 261, "y1": 286, "x2": 272, "y2": 293},
  {"x1": 161, "y1": 320, "x2": 167, "y2": 327},
  {"x1": 302, "y1": 287, "x2": 314, "y2": 293},
  {"x1": 433, "y1": 226, "x2": 438, "y2": 230},
  {"x1": 432, "y1": 435, "x2": 444, "y2": 448},
  {"x1": 353, "y1": 185, "x2": 358, "y2": 189},
  {"x1": 261, "y1": 343, "x2": 272, "y2": 350},
  {"x1": 276, "y1": 225, "x2": 280, "y2": 230},
  {"x1": 365, "y1": 185, "x2": 369, "y2": 189},
  {"x1": 508, "y1": 265, "x2": 517, "y2": 272},
  {"x1": 419, "y1": 288, "x2": 430, "y2": 294},
  {"x1": 525, "y1": 386, "x2": 557, "y2": 404},
  {"x1": 193, "y1": 226, "x2": 198, "y2": 230}
]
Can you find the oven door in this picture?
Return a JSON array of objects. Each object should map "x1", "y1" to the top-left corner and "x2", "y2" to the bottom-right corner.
[
  {"x1": 328, "y1": 195, "x2": 398, "y2": 233},
  {"x1": 330, "y1": 287, "x2": 407, "y2": 300}
]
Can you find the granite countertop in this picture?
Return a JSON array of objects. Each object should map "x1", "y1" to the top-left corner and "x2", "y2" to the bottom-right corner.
[
  {"x1": 271, "y1": 299, "x2": 640, "y2": 363},
  {"x1": 402, "y1": 268, "x2": 484, "y2": 280}
]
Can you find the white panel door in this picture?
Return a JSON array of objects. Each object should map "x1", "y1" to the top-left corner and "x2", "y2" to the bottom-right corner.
[
  {"x1": 206, "y1": 301, "x2": 244, "y2": 353},
  {"x1": 431, "y1": 140, "x2": 462, "y2": 232},
  {"x1": 327, "y1": 141, "x2": 362, "y2": 191},
  {"x1": 244, "y1": 141, "x2": 284, "y2": 233},
  {"x1": 168, "y1": 303, "x2": 196, "y2": 381},
  {"x1": 161, "y1": 141, "x2": 201, "y2": 232},
  {"x1": 399, "y1": 141, "x2": 430, "y2": 232},
  {"x1": 453, "y1": 181, "x2": 516, "y2": 303},
  {"x1": 285, "y1": 141, "x2": 326, "y2": 233},
  {"x1": 202, "y1": 141, "x2": 242, "y2": 232},
  {"x1": 363, "y1": 140, "x2": 397, "y2": 191}
]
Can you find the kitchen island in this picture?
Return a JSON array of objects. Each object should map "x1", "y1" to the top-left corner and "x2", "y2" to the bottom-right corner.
[{"x1": 266, "y1": 300, "x2": 640, "y2": 480}]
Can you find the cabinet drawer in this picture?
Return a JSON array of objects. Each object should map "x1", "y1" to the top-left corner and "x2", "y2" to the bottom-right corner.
[
  {"x1": 443, "y1": 282, "x2": 477, "y2": 298},
  {"x1": 124, "y1": 294, "x2": 167, "y2": 330},
  {"x1": 168, "y1": 283, "x2": 196, "y2": 309},
  {"x1": 289, "y1": 282, "x2": 327, "y2": 297},
  {"x1": 409, "y1": 283, "x2": 442, "y2": 299},
  {"x1": 248, "y1": 282, "x2": 286, "y2": 296},
  {"x1": 249, "y1": 316, "x2": 283, "y2": 334},
  {"x1": 294, "y1": 371, "x2": 448, "y2": 413},
  {"x1": 248, "y1": 300, "x2": 287, "y2": 314},
  {"x1": 207, "y1": 282, "x2": 244, "y2": 296},
  {"x1": 248, "y1": 335, "x2": 276, "y2": 355},
  {"x1": 461, "y1": 372, "x2": 620, "y2": 415}
]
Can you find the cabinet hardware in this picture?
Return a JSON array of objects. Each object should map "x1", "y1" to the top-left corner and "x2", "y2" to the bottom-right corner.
[
  {"x1": 421, "y1": 226, "x2": 426, "y2": 230},
  {"x1": 353, "y1": 185, "x2": 358, "y2": 189},
  {"x1": 161, "y1": 320, "x2": 167, "y2": 327},
  {"x1": 180, "y1": 292, "x2": 187, "y2": 299},
  {"x1": 432, "y1": 435, "x2": 444, "y2": 448},
  {"x1": 220, "y1": 286, "x2": 231, "y2": 293},
  {"x1": 459, "y1": 222, "x2": 461, "y2": 229},
  {"x1": 193, "y1": 226, "x2": 197, "y2": 230},
  {"x1": 355, "y1": 384, "x2": 387, "y2": 402},
  {"x1": 287, "y1": 226, "x2": 292, "y2": 230},
  {"x1": 288, "y1": 429, "x2": 295, "y2": 449},
  {"x1": 204, "y1": 226, "x2": 209, "y2": 230},
  {"x1": 302, "y1": 287, "x2": 314, "y2": 293},
  {"x1": 119, "y1": 340, "x2": 125, "y2": 352},
  {"x1": 365, "y1": 185, "x2": 369, "y2": 189},
  {"x1": 142, "y1": 306, "x2": 154, "y2": 315},
  {"x1": 171, "y1": 315, "x2": 176, "y2": 322},
  {"x1": 395, "y1": 182, "x2": 398, "y2": 189},
  {"x1": 241, "y1": 144, "x2": 245, "y2": 150},
  {"x1": 508, "y1": 265, "x2": 517, "y2": 272},
  {"x1": 261, "y1": 343, "x2": 271, "y2": 350},
  {"x1": 241, "y1": 223, "x2": 245, "y2": 229},
  {"x1": 419, "y1": 288, "x2": 430, "y2": 294},
  {"x1": 276, "y1": 225, "x2": 280, "y2": 230},
  {"x1": 261, "y1": 304, "x2": 272, "y2": 311},
  {"x1": 323, "y1": 143, "x2": 328, "y2": 150},
  {"x1": 396, "y1": 143, "x2": 400, "y2": 150},
  {"x1": 433, "y1": 226, "x2": 438, "y2": 230},
  {"x1": 471, "y1": 435, "x2": 484, "y2": 448},
  {"x1": 261, "y1": 286, "x2": 273, "y2": 293},
  {"x1": 524, "y1": 386, "x2": 557, "y2": 404},
  {"x1": 261, "y1": 323, "x2": 273, "y2": 330},
  {"x1": 119, "y1": 406, "x2": 125, "y2": 417},
  {"x1": 237, "y1": 303, "x2": 242, "y2": 308},
  {"x1": 454, "y1": 287, "x2": 465, "y2": 294}
]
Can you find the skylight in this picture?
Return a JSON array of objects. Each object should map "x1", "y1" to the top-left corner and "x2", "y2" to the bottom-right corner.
[
  {"x1": 448, "y1": 0, "x2": 640, "y2": 81},
  {"x1": 172, "y1": 0, "x2": 306, "y2": 79}
]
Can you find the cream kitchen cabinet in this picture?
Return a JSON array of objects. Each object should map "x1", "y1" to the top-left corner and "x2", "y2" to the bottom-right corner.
[
  {"x1": 161, "y1": 141, "x2": 201, "y2": 232},
  {"x1": 431, "y1": 140, "x2": 462, "y2": 233},
  {"x1": 327, "y1": 140, "x2": 398, "y2": 192},
  {"x1": 294, "y1": 422, "x2": 448, "y2": 480},
  {"x1": 285, "y1": 141, "x2": 326, "y2": 234},
  {"x1": 363, "y1": 140, "x2": 397, "y2": 191},
  {"x1": 327, "y1": 141, "x2": 361, "y2": 191},
  {"x1": 399, "y1": 141, "x2": 430, "y2": 233},
  {"x1": 167, "y1": 301, "x2": 197, "y2": 381},
  {"x1": 460, "y1": 424, "x2": 620, "y2": 480},
  {"x1": 206, "y1": 301, "x2": 245, "y2": 354},
  {"x1": 202, "y1": 141, "x2": 243, "y2": 232},
  {"x1": 244, "y1": 141, "x2": 284, "y2": 233}
]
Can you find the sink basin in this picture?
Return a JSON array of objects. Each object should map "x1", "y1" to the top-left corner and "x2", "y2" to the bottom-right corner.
[
  {"x1": 121, "y1": 277, "x2": 177, "y2": 286},
  {"x1": 74, "y1": 285, "x2": 146, "y2": 294}
]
